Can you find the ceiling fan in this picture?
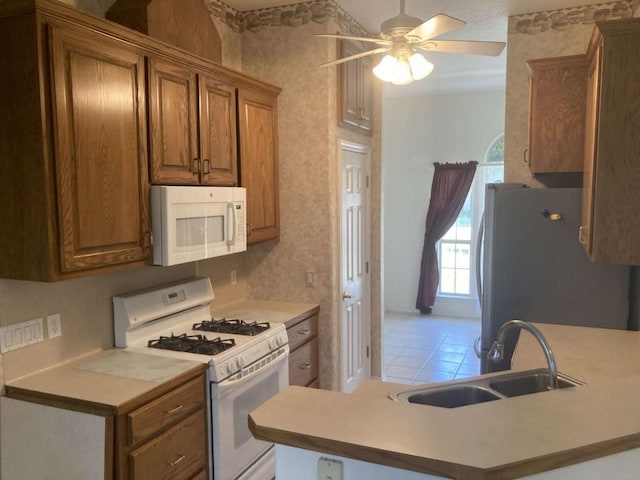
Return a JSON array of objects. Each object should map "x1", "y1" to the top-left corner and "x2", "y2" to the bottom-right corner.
[{"x1": 317, "y1": 0, "x2": 506, "y2": 85}]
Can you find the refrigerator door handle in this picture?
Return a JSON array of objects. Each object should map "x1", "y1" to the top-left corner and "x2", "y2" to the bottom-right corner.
[
  {"x1": 476, "y1": 210, "x2": 485, "y2": 306},
  {"x1": 474, "y1": 210, "x2": 486, "y2": 359}
]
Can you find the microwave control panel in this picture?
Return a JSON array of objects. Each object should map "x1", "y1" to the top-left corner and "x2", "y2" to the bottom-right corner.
[{"x1": 236, "y1": 203, "x2": 245, "y2": 240}]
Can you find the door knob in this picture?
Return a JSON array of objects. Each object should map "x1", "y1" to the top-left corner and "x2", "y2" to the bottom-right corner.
[{"x1": 342, "y1": 292, "x2": 352, "y2": 300}]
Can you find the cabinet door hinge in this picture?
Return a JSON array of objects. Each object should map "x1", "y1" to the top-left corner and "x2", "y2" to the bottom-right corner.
[
  {"x1": 365, "y1": 261, "x2": 369, "y2": 274},
  {"x1": 150, "y1": 231, "x2": 154, "y2": 245},
  {"x1": 366, "y1": 175, "x2": 370, "y2": 188},
  {"x1": 366, "y1": 346, "x2": 370, "y2": 358}
]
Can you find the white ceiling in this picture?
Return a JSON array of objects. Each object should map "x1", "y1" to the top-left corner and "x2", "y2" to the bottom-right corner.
[{"x1": 222, "y1": 0, "x2": 611, "y2": 95}]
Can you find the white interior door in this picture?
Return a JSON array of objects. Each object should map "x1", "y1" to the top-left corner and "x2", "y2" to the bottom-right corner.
[{"x1": 340, "y1": 141, "x2": 371, "y2": 393}]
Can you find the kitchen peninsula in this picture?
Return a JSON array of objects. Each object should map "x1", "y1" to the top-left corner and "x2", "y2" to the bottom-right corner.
[{"x1": 249, "y1": 323, "x2": 640, "y2": 479}]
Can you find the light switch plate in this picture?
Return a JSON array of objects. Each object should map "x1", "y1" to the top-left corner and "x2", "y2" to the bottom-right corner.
[
  {"x1": 0, "y1": 318, "x2": 44, "y2": 353},
  {"x1": 318, "y1": 457, "x2": 343, "y2": 480}
]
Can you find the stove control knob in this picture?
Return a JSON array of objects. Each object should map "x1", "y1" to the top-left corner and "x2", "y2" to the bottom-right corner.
[
  {"x1": 237, "y1": 356, "x2": 245, "y2": 368},
  {"x1": 268, "y1": 339, "x2": 276, "y2": 350},
  {"x1": 227, "y1": 360, "x2": 238, "y2": 374},
  {"x1": 277, "y1": 335, "x2": 285, "y2": 346}
]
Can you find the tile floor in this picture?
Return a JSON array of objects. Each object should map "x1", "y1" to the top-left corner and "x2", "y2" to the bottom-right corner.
[{"x1": 383, "y1": 311, "x2": 482, "y2": 385}]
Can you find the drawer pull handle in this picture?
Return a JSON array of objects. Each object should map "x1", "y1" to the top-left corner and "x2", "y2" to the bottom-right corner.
[
  {"x1": 299, "y1": 363, "x2": 312, "y2": 370},
  {"x1": 166, "y1": 404, "x2": 184, "y2": 415},
  {"x1": 170, "y1": 454, "x2": 186, "y2": 467},
  {"x1": 298, "y1": 329, "x2": 311, "y2": 336}
]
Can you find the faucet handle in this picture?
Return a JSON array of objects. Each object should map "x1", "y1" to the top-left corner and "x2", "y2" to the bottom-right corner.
[{"x1": 487, "y1": 341, "x2": 504, "y2": 362}]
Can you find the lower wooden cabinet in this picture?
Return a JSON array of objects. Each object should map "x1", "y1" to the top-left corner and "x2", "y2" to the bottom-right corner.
[
  {"x1": 1, "y1": 366, "x2": 208, "y2": 480},
  {"x1": 286, "y1": 312, "x2": 319, "y2": 387},
  {"x1": 116, "y1": 374, "x2": 209, "y2": 479}
]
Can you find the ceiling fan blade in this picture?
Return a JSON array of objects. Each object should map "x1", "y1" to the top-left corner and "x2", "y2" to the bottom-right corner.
[
  {"x1": 418, "y1": 39, "x2": 506, "y2": 56},
  {"x1": 319, "y1": 47, "x2": 390, "y2": 68},
  {"x1": 406, "y1": 13, "x2": 466, "y2": 42},
  {"x1": 315, "y1": 33, "x2": 391, "y2": 46}
]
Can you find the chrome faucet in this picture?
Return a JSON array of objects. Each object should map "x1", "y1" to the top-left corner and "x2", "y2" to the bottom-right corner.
[{"x1": 488, "y1": 319, "x2": 558, "y2": 390}]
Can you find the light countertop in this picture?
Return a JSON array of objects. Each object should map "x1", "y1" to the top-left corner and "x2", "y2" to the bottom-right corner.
[
  {"x1": 213, "y1": 299, "x2": 319, "y2": 327},
  {"x1": 3, "y1": 349, "x2": 205, "y2": 415},
  {"x1": 249, "y1": 323, "x2": 640, "y2": 480}
]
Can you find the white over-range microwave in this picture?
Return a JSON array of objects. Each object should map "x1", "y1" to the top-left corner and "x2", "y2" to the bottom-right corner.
[{"x1": 151, "y1": 185, "x2": 247, "y2": 266}]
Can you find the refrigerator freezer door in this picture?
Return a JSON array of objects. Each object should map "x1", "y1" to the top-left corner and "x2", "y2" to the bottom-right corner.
[{"x1": 481, "y1": 184, "x2": 629, "y2": 373}]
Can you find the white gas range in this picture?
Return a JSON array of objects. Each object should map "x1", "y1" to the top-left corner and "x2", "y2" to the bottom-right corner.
[{"x1": 113, "y1": 278, "x2": 289, "y2": 480}]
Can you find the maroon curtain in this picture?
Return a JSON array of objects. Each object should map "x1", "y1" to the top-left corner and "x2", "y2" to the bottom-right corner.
[{"x1": 416, "y1": 161, "x2": 477, "y2": 313}]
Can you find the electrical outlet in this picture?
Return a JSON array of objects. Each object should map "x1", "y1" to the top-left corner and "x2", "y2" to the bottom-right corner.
[
  {"x1": 230, "y1": 269, "x2": 237, "y2": 285},
  {"x1": 318, "y1": 457, "x2": 343, "y2": 480},
  {"x1": 47, "y1": 313, "x2": 62, "y2": 339}
]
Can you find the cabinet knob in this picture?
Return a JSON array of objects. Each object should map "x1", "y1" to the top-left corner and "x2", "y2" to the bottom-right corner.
[
  {"x1": 193, "y1": 158, "x2": 200, "y2": 173},
  {"x1": 298, "y1": 363, "x2": 312, "y2": 370},
  {"x1": 342, "y1": 292, "x2": 353, "y2": 300},
  {"x1": 203, "y1": 159, "x2": 210, "y2": 174},
  {"x1": 523, "y1": 149, "x2": 529, "y2": 163},
  {"x1": 298, "y1": 329, "x2": 311, "y2": 336},
  {"x1": 247, "y1": 223, "x2": 253, "y2": 236}
]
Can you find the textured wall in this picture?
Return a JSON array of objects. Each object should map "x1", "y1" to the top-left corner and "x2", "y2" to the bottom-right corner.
[{"x1": 233, "y1": 17, "x2": 382, "y2": 390}]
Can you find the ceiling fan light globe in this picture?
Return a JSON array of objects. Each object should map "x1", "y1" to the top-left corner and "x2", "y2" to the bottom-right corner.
[
  {"x1": 408, "y1": 53, "x2": 434, "y2": 80},
  {"x1": 373, "y1": 54, "x2": 399, "y2": 82},
  {"x1": 391, "y1": 56, "x2": 413, "y2": 85}
]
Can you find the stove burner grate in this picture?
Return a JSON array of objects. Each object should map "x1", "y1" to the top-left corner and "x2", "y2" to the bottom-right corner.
[
  {"x1": 193, "y1": 318, "x2": 270, "y2": 336},
  {"x1": 147, "y1": 333, "x2": 235, "y2": 355}
]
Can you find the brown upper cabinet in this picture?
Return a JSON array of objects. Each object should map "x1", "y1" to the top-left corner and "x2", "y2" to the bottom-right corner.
[
  {"x1": 338, "y1": 40, "x2": 374, "y2": 136},
  {"x1": 238, "y1": 88, "x2": 280, "y2": 244},
  {"x1": 148, "y1": 58, "x2": 238, "y2": 186},
  {"x1": 526, "y1": 55, "x2": 588, "y2": 174},
  {"x1": 580, "y1": 18, "x2": 640, "y2": 264},
  {"x1": 0, "y1": 0, "x2": 281, "y2": 281},
  {"x1": 0, "y1": 13, "x2": 150, "y2": 281}
]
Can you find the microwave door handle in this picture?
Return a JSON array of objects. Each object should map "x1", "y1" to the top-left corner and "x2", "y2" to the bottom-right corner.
[{"x1": 227, "y1": 202, "x2": 235, "y2": 247}]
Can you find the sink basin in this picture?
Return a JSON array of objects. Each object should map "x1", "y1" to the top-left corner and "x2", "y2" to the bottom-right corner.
[
  {"x1": 406, "y1": 385, "x2": 501, "y2": 408},
  {"x1": 489, "y1": 371, "x2": 580, "y2": 398},
  {"x1": 390, "y1": 368, "x2": 584, "y2": 408}
]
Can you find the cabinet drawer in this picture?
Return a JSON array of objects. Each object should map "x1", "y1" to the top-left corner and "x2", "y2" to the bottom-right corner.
[
  {"x1": 287, "y1": 314, "x2": 318, "y2": 352},
  {"x1": 128, "y1": 377, "x2": 204, "y2": 445},
  {"x1": 130, "y1": 410, "x2": 206, "y2": 480},
  {"x1": 289, "y1": 337, "x2": 318, "y2": 387}
]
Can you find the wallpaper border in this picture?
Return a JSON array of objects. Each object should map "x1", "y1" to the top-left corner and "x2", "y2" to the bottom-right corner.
[
  {"x1": 204, "y1": 0, "x2": 368, "y2": 35},
  {"x1": 509, "y1": 0, "x2": 640, "y2": 34}
]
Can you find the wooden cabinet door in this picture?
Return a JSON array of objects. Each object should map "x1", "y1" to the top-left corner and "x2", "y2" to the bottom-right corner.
[
  {"x1": 148, "y1": 58, "x2": 199, "y2": 184},
  {"x1": 49, "y1": 26, "x2": 150, "y2": 272},
  {"x1": 199, "y1": 75, "x2": 238, "y2": 186},
  {"x1": 359, "y1": 56, "x2": 373, "y2": 133},
  {"x1": 527, "y1": 55, "x2": 588, "y2": 173},
  {"x1": 237, "y1": 88, "x2": 279, "y2": 244},
  {"x1": 339, "y1": 41, "x2": 361, "y2": 130},
  {"x1": 580, "y1": 45, "x2": 601, "y2": 255}
]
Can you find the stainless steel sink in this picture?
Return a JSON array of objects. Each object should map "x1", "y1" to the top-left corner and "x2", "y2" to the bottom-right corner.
[
  {"x1": 405, "y1": 385, "x2": 501, "y2": 408},
  {"x1": 489, "y1": 371, "x2": 580, "y2": 398},
  {"x1": 390, "y1": 368, "x2": 584, "y2": 408}
]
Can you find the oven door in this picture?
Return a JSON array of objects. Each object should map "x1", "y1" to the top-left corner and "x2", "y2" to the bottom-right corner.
[{"x1": 210, "y1": 352, "x2": 288, "y2": 480}]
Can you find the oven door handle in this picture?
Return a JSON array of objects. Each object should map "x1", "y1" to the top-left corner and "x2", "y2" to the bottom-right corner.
[{"x1": 217, "y1": 349, "x2": 289, "y2": 394}]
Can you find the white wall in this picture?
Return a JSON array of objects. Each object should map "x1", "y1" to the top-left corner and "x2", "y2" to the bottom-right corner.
[{"x1": 382, "y1": 90, "x2": 505, "y2": 314}]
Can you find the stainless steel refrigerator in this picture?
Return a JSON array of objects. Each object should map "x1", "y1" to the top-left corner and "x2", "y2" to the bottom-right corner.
[{"x1": 480, "y1": 184, "x2": 630, "y2": 373}]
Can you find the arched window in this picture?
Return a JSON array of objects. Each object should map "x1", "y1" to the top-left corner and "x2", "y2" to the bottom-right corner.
[{"x1": 437, "y1": 134, "x2": 504, "y2": 298}]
